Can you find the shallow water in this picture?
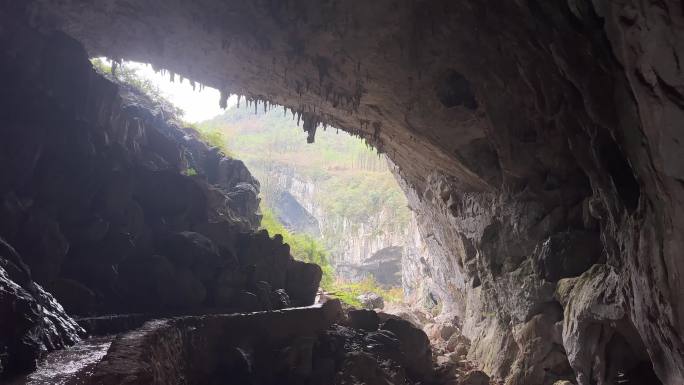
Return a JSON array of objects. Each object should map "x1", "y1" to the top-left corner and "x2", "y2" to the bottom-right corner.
[{"x1": 9, "y1": 336, "x2": 114, "y2": 385}]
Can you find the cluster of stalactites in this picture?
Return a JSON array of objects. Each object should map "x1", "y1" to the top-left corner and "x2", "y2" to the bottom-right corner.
[
  {"x1": 150, "y1": 64, "x2": 207, "y2": 92},
  {"x1": 220, "y1": 91, "x2": 382, "y2": 151},
  {"x1": 134, "y1": 62, "x2": 374, "y2": 149}
]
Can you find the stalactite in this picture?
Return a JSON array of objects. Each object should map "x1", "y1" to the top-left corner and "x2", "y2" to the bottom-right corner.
[
  {"x1": 237, "y1": 95, "x2": 241, "y2": 108},
  {"x1": 219, "y1": 90, "x2": 228, "y2": 109}
]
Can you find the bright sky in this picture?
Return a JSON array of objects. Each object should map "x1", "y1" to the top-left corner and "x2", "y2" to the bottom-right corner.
[{"x1": 124, "y1": 61, "x2": 236, "y2": 123}]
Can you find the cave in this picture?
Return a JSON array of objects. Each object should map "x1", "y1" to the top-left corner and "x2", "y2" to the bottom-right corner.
[{"x1": 1, "y1": 1, "x2": 683, "y2": 385}]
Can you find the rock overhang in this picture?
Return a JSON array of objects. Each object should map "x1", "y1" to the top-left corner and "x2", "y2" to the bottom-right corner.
[{"x1": 2, "y1": 1, "x2": 684, "y2": 384}]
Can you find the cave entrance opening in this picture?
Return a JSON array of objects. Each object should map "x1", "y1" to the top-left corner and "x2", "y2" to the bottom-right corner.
[{"x1": 98, "y1": 58, "x2": 418, "y2": 311}]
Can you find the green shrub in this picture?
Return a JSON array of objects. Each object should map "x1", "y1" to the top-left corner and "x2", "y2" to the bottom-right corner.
[
  {"x1": 329, "y1": 277, "x2": 404, "y2": 308},
  {"x1": 260, "y1": 206, "x2": 404, "y2": 307}
]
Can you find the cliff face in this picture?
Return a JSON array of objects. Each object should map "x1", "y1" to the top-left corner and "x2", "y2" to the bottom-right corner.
[
  {"x1": 261, "y1": 164, "x2": 417, "y2": 288},
  {"x1": 4, "y1": 0, "x2": 684, "y2": 384}
]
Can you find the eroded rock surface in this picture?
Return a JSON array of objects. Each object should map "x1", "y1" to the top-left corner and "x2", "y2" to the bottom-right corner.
[
  {"x1": 0, "y1": 12, "x2": 321, "y2": 379},
  {"x1": 1, "y1": 0, "x2": 683, "y2": 384}
]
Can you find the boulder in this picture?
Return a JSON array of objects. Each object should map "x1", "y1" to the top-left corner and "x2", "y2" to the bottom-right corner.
[
  {"x1": 348, "y1": 309, "x2": 380, "y2": 331},
  {"x1": 439, "y1": 324, "x2": 459, "y2": 341},
  {"x1": 357, "y1": 292, "x2": 384, "y2": 310},
  {"x1": 226, "y1": 183, "x2": 260, "y2": 229},
  {"x1": 446, "y1": 334, "x2": 470, "y2": 356},
  {"x1": 380, "y1": 318, "x2": 432, "y2": 379},
  {"x1": 236, "y1": 230, "x2": 291, "y2": 289},
  {"x1": 285, "y1": 260, "x2": 322, "y2": 306},
  {"x1": 214, "y1": 157, "x2": 259, "y2": 191}
]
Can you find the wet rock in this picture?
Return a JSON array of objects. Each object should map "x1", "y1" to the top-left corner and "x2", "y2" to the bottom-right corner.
[
  {"x1": 270, "y1": 288, "x2": 291, "y2": 309},
  {"x1": 357, "y1": 292, "x2": 384, "y2": 310},
  {"x1": 0, "y1": 237, "x2": 83, "y2": 378}
]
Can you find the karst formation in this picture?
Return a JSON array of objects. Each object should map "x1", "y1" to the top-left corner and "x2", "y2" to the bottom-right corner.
[{"x1": 0, "y1": 1, "x2": 683, "y2": 385}]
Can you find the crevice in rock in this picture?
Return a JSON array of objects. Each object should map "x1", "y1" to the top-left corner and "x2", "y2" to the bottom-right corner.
[{"x1": 599, "y1": 139, "x2": 640, "y2": 212}]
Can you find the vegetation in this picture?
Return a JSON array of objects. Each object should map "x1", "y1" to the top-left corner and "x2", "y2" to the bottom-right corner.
[
  {"x1": 198, "y1": 106, "x2": 410, "y2": 233},
  {"x1": 328, "y1": 277, "x2": 404, "y2": 308},
  {"x1": 260, "y1": 206, "x2": 403, "y2": 307}
]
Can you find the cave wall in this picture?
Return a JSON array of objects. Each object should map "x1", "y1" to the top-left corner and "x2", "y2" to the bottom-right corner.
[
  {"x1": 3, "y1": 0, "x2": 684, "y2": 384},
  {"x1": 0, "y1": 11, "x2": 323, "y2": 378}
]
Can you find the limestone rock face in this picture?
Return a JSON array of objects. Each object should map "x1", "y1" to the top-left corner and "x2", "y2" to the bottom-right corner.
[
  {"x1": 2, "y1": 0, "x2": 684, "y2": 384},
  {"x1": 0, "y1": 237, "x2": 83, "y2": 376},
  {"x1": 0, "y1": 12, "x2": 321, "y2": 378},
  {"x1": 264, "y1": 165, "x2": 423, "y2": 288}
]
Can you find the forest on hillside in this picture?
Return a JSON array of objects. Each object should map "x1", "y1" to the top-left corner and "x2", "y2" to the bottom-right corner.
[
  {"x1": 198, "y1": 106, "x2": 410, "y2": 232},
  {"x1": 197, "y1": 106, "x2": 410, "y2": 304}
]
